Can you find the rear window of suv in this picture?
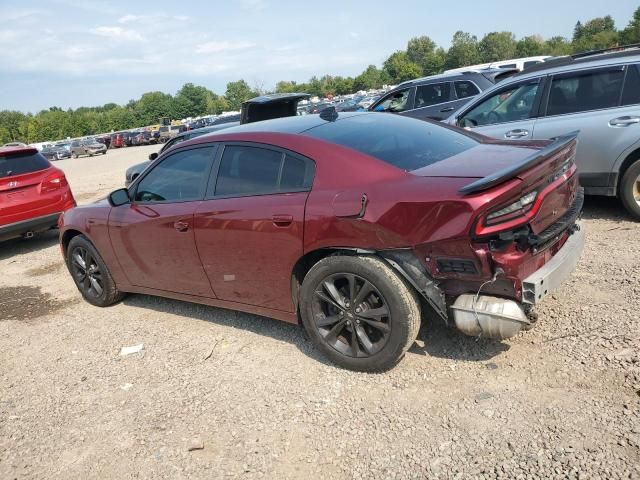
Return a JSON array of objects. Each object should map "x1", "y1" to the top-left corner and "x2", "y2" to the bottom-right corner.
[
  {"x1": 304, "y1": 113, "x2": 478, "y2": 171},
  {"x1": 0, "y1": 151, "x2": 50, "y2": 178}
]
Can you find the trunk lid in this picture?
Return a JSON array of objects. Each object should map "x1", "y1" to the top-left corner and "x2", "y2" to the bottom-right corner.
[{"x1": 413, "y1": 133, "x2": 579, "y2": 237}]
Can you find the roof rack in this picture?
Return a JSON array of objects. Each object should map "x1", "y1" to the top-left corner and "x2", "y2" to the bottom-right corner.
[
  {"x1": 517, "y1": 43, "x2": 640, "y2": 75},
  {"x1": 571, "y1": 43, "x2": 640, "y2": 59}
]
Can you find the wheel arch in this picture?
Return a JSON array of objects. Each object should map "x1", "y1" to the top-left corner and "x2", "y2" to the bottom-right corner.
[
  {"x1": 290, "y1": 247, "x2": 447, "y2": 323},
  {"x1": 291, "y1": 248, "x2": 375, "y2": 320},
  {"x1": 617, "y1": 146, "x2": 640, "y2": 195}
]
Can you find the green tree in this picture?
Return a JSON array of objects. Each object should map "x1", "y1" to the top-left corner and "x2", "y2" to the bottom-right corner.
[
  {"x1": 224, "y1": 80, "x2": 257, "y2": 110},
  {"x1": 353, "y1": 65, "x2": 384, "y2": 91},
  {"x1": 135, "y1": 91, "x2": 174, "y2": 125},
  {"x1": 515, "y1": 35, "x2": 545, "y2": 57},
  {"x1": 172, "y1": 83, "x2": 211, "y2": 118},
  {"x1": 382, "y1": 51, "x2": 422, "y2": 83},
  {"x1": 445, "y1": 31, "x2": 481, "y2": 69},
  {"x1": 572, "y1": 15, "x2": 618, "y2": 52},
  {"x1": 406, "y1": 36, "x2": 445, "y2": 75},
  {"x1": 478, "y1": 31, "x2": 517, "y2": 62},
  {"x1": 620, "y1": 7, "x2": 640, "y2": 44},
  {"x1": 544, "y1": 36, "x2": 572, "y2": 56}
]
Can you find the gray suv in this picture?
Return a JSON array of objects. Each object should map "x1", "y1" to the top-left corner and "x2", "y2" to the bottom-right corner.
[
  {"x1": 446, "y1": 46, "x2": 640, "y2": 218},
  {"x1": 70, "y1": 138, "x2": 107, "y2": 158},
  {"x1": 369, "y1": 69, "x2": 516, "y2": 121}
]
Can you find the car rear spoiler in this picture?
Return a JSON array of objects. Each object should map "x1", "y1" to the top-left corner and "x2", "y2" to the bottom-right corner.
[{"x1": 459, "y1": 131, "x2": 579, "y2": 195}]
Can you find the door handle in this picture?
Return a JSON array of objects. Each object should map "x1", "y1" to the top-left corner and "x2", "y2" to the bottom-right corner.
[
  {"x1": 440, "y1": 107, "x2": 455, "y2": 113},
  {"x1": 505, "y1": 129, "x2": 529, "y2": 139},
  {"x1": 609, "y1": 116, "x2": 640, "y2": 127},
  {"x1": 272, "y1": 214, "x2": 293, "y2": 227},
  {"x1": 173, "y1": 220, "x2": 189, "y2": 232}
]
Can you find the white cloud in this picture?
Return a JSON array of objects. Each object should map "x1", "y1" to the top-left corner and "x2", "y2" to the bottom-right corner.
[
  {"x1": 196, "y1": 40, "x2": 256, "y2": 54},
  {"x1": 94, "y1": 26, "x2": 145, "y2": 42},
  {"x1": 117, "y1": 14, "x2": 140, "y2": 23},
  {"x1": 349, "y1": 31, "x2": 360, "y2": 39},
  {"x1": 174, "y1": 15, "x2": 190, "y2": 21}
]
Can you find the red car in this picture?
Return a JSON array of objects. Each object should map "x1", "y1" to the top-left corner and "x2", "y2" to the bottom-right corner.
[
  {"x1": 59, "y1": 113, "x2": 584, "y2": 371},
  {"x1": 1, "y1": 146, "x2": 76, "y2": 242},
  {"x1": 110, "y1": 133, "x2": 124, "y2": 148}
]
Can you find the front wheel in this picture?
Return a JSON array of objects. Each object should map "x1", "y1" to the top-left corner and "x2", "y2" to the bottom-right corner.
[
  {"x1": 66, "y1": 235, "x2": 125, "y2": 307},
  {"x1": 72, "y1": 152, "x2": 78, "y2": 159},
  {"x1": 299, "y1": 255, "x2": 421, "y2": 371},
  {"x1": 620, "y1": 159, "x2": 640, "y2": 220}
]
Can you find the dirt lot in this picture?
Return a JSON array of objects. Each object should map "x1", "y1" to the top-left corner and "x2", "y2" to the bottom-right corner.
[{"x1": 0, "y1": 145, "x2": 638, "y2": 479}]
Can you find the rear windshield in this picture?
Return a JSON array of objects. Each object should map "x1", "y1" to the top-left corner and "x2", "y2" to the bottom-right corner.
[
  {"x1": 0, "y1": 152, "x2": 50, "y2": 178},
  {"x1": 303, "y1": 113, "x2": 478, "y2": 171}
]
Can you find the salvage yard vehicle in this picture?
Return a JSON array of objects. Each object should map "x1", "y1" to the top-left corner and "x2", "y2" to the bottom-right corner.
[
  {"x1": 70, "y1": 138, "x2": 107, "y2": 158},
  {"x1": 369, "y1": 69, "x2": 516, "y2": 121},
  {"x1": 447, "y1": 44, "x2": 640, "y2": 219},
  {"x1": 0, "y1": 145, "x2": 75, "y2": 242},
  {"x1": 60, "y1": 112, "x2": 584, "y2": 371}
]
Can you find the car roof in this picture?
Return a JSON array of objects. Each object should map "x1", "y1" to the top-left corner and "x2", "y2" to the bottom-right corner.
[
  {"x1": 201, "y1": 111, "x2": 368, "y2": 137},
  {"x1": 397, "y1": 68, "x2": 505, "y2": 87},
  {"x1": 513, "y1": 44, "x2": 640, "y2": 79},
  {"x1": 0, "y1": 146, "x2": 38, "y2": 156}
]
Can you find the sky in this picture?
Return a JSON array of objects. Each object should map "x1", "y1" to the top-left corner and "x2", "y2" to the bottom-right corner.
[{"x1": 0, "y1": 0, "x2": 637, "y2": 112}]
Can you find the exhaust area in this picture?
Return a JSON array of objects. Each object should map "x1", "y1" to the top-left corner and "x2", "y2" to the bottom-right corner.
[
  {"x1": 450, "y1": 294, "x2": 530, "y2": 339},
  {"x1": 23, "y1": 231, "x2": 34, "y2": 239}
]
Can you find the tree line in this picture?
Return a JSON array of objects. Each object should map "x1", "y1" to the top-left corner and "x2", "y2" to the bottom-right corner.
[{"x1": 2, "y1": 8, "x2": 639, "y2": 144}]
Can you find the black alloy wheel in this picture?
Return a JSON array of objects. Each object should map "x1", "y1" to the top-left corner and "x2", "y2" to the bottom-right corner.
[
  {"x1": 70, "y1": 245, "x2": 104, "y2": 298},
  {"x1": 311, "y1": 272, "x2": 391, "y2": 358}
]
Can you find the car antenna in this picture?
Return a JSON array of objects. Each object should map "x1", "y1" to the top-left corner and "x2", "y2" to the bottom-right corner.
[{"x1": 319, "y1": 106, "x2": 339, "y2": 122}]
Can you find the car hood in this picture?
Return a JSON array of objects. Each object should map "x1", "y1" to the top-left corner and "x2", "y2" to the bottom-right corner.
[{"x1": 410, "y1": 142, "x2": 544, "y2": 179}]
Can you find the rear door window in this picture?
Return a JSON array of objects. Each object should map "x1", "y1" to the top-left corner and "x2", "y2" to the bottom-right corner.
[
  {"x1": 546, "y1": 67, "x2": 624, "y2": 116},
  {"x1": 454, "y1": 80, "x2": 480, "y2": 100},
  {"x1": 622, "y1": 64, "x2": 640, "y2": 106},
  {"x1": 213, "y1": 145, "x2": 314, "y2": 197},
  {"x1": 414, "y1": 82, "x2": 451, "y2": 108},
  {"x1": 0, "y1": 151, "x2": 50, "y2": 178}
]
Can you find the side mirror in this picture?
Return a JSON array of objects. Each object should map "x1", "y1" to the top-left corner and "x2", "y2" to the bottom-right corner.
[
  {"x1": 148, "y1": 152, "x2": 158, "y2": 161},
  {"x1": 108, "y1": 188, "x2": 131, "y2": 207}
]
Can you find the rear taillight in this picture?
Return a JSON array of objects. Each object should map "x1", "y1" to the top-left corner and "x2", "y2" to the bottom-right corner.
[
  {"x1": 485, "y1": 190, "x2": 537, "y2": 225},
  {"x1": 475, "y1": 158, "x2": 577, "y2": 237},
  {"x1": 41, "y1": 170, "x2": 68, "y2": 193}
]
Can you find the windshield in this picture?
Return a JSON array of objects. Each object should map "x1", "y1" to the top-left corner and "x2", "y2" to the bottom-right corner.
[
  {"x1": 304, "y1": 113, "x2": 478, "y2": 171},
  {"x1": 0, "y1": 152, "x2": 50, "y2": 178}
]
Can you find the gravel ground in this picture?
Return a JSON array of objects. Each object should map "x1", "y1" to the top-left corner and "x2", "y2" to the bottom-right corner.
[{"x1": 0, "y1": 145, "x2": 638, "y2": 479}]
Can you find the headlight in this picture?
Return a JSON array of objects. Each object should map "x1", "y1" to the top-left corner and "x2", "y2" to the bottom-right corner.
[{"x1": 486, "y1": 190, "x2": 537, "y2": 222}]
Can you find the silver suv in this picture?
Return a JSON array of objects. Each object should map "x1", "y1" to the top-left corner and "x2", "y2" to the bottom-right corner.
[{"x1": 447, "y1": 46, "x2": 640, "y2": 219}]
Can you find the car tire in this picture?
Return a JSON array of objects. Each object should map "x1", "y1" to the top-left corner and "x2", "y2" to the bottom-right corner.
[
  {"x1": 620, "y1": 159, "x2": 640, "y2": 220},
  {"x1": 66, "y1": 235, "x2": 125, "y2": 307},
  {"x1": 299, "y1": 255, "x2": 421, "y2": 371},
  {"x1": 72, "y1": 152, "x2": 77, "y2": 159}
]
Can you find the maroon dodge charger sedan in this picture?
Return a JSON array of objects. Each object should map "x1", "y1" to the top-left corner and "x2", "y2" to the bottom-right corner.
[{"x1": 59, "y1": 112, "x2": 584, "y2": 371}]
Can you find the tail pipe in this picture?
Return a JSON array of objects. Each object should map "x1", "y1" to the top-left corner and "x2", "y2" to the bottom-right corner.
[{"x1": 23, "y1": 231, "x2": 35, "y2": 240}]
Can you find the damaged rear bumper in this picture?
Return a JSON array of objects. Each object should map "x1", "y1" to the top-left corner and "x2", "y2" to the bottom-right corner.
[{"x1": 522, "y1": 221, "x2": 585, "y2": 304}]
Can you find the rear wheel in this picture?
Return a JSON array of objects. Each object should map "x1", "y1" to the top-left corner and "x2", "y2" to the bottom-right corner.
[
  {"x1": 72, "y1": 152, "x2": 78, "y2": 159},
  {"x1": 620, "y1": 159, "x2": 640, "y2": 220},
  {"x1": 299, "y1": 255, "x2": 421, "y2": 371},
  {"x1": 66, "y1": 235, "x2": 125, "y2": 307}
]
